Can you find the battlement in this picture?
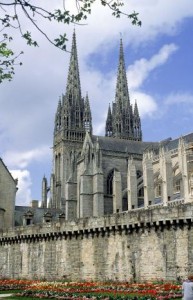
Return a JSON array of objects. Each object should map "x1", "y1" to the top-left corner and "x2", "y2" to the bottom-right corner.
[
  {"x1": 1, "y1": 201, "x2": 193, "y2": 244},
  {"x1": 1, "y1": 201, "x2": 193, "y2": 282}
]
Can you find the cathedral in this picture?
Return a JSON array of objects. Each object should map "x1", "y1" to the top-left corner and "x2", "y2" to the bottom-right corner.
[
  {"x1": 1, "y1": 31, "x2": 193, "y2": 228},
  {"x1": 42, "y1": 30, "x2": 146, "y2": 219},
  {"x1": 1, "y1": 31, "x2": 193, "y2": 282},
  {"x1": 39, "y1": 31, "x2": 193, "y2": 222}
]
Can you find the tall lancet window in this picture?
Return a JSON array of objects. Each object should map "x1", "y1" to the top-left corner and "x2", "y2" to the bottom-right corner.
[{"x1": 107, "y1": 170, "x2": 114, "y2": 195}]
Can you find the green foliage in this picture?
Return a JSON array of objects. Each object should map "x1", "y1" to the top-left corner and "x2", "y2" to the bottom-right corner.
[
  {"x1": 22, "y1": 32, "x2": 38, "y2": 47},
  {"x1": 0, "y1": 0, "x2": 141, "y2": 83},
  {"x1": 54, "y1": 34, "x2": 68, "y2": 51},
  {"x1": 0, "y1": 34, "x2": 23, "y2": 83}
]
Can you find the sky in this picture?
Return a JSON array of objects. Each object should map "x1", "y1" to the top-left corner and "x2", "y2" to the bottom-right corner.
[{"x1": 1, "y1": 0, "x2": 193, "y2": 206}]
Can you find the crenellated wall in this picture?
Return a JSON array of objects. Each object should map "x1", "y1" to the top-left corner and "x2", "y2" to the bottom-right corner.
[{"x1": 0, "y1": 201, "x2": 193, "y2": 281}]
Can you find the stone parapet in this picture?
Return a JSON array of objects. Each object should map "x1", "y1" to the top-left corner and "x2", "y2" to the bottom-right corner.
[
  {"x1": 0, "y1": 202, "x2": 193, "y2": 282},
  {"x1": 1, "y1": 202, "x2": 193, "y2": 243}
]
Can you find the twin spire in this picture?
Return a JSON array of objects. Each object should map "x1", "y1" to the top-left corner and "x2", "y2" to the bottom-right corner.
[
  {"x1": 54, "y1": 31, "x2": 142, "y2": 142},
  {"x1": 105, "y1": 38, "x2": 142, "y2": 141}
]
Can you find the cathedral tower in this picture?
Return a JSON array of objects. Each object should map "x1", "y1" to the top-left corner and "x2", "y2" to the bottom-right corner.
[
  {"x1": 105, "y1": 39, "x2": 142, "y2": 141},
  {"x1": 44, "y1": 31, "x2": 92, "y2": 214},
  {"x1": 54, "y1": 31, "x2": 92, "y2": 142}
]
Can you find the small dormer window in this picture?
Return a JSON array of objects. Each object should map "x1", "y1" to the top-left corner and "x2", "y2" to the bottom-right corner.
[
  {"x1": 26, "y1": 218, "x2": 32, "y2": 225},
  {"x1": 23, "y1": 210, "x2": 34, "y2": 226},
  {"x1": 43, "y1": 212, "x2": 52, "y2": 223}
]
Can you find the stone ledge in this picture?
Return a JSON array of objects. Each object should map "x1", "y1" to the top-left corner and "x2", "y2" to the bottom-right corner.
[{"x1": 0, "y1": 216, "x2": 193, "y2": 244}]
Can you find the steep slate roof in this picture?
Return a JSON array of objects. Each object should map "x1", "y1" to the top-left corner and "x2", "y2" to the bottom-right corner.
[
  {"x1": 92, "y1": 135, "x2": 159, "y2": 155},
  {"x1": 91, "y1": 132, "x2": 193, "y2": 156},
  {"x1": 167, "y1": 132, "x2": 193, "y2": 150},
  {"x1": 15, "y1": 206, "x2": 63, "y2": 226}
]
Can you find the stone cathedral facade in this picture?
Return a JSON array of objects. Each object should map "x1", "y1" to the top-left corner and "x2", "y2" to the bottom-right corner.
[
  {"x1": 38, "y1": 31, "x2": 193, "y2": 222},
  {"x1": 41, "y1": 31, "x2": 145, "y2": 220}
]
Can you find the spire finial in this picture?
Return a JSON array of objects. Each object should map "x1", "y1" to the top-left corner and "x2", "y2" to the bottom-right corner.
[{"x1": 65, "y1": 30, "x2": 81, "y2": 103}]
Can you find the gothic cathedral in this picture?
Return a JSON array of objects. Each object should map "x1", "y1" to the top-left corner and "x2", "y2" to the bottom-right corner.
[{"x1": 40, "y1": 31, "x2": 193, "y2": 222}]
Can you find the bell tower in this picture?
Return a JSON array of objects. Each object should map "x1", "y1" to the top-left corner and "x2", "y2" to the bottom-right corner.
[{"x1": 46, "y1": 30, "x2": 92, "y2": 216}]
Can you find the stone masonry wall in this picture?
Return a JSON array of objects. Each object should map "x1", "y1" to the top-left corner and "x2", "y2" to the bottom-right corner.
[
  {"x1": 0, "y1": 160, "x2": 16, "y2": 229},
  {"x1": 0, "y1": 202, "x2": 193, "y2": 281}
]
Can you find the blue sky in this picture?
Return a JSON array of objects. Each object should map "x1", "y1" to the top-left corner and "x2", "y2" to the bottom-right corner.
[{"x1": 1, "y1": 0, "x2": 193, "y2": 206}]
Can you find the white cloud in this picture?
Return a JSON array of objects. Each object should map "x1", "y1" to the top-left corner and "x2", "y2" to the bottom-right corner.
[
  {"x1": 123, "y1": 44, "x2": 179, "y2": 119},
  {"x1": 126, "y1": 0, "x2": 193, "y2": 45},
  {"x1": 3, "y1": 147, "x2": 51, "y2": 169},
  {"x1": 143, "y1": 92, "x2": 193, "y2": 122},
  {"x1": 159, "y1": 92, "x2": 193, "y2": 119},
  {"x1": 165, "y1": 92, "x2": 193, "y2": 106},
  {"x1": 10, "y1": 169, "x2": 32, "y2": 206},
  {"x1": 127, "y1": 44, "x2": 178, "y2": 89},
  {"x1": 79, "y1": 43, "x2": 179, "y2": 130},
  {"x1": 61, "y1": 0, "x2": 193, "y2": 55},
  {"x1": 130, "y1": 92, "x2": 158, "y2": 118},
  {"x1": 2, "y1": 0, "x2": 193, "y2": 59},
  {"x1": 5, "y1": 0, "x2": 191, "y2": 60}
]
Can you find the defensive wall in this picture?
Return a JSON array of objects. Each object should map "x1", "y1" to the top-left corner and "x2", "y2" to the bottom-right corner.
[{"x1": 0, "y1": 200, "x2": 193, "y2": 282}]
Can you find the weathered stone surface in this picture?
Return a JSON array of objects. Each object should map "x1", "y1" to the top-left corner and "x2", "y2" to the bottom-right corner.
[
  {"x1": 0, "y1": 159, "x2": 17, "y2": 229},
  {"x1": 1, "y1": 203, "x2": 193, "y2": 281}
]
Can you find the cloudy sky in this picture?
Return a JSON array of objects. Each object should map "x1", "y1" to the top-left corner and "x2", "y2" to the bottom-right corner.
[{"x1": 1, "y1": 0, "x2": 193, "y2": 206}]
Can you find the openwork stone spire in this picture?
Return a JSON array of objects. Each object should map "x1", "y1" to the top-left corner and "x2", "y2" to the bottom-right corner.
[
  {"x1": 66, "y1": 30, "x2": 81, "y2": 104},
  {"x1": 54, "y1": 30, "x2": 92, "y2": 142},
  {"x1": 115, "y1": 38, "x2": 130, "y2": 111},
  {"x1": 105, "y1": 39, "x2": 142, "y2": 141}
]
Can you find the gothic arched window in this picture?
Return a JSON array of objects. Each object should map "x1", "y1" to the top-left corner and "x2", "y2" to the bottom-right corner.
[{"x1": 107, "y1": 170, "x2": 114, "y2": 195}]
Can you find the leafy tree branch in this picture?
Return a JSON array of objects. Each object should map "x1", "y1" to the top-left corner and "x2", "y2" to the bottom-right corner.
[
  {"x1": 0, "y1": 0, "x2": 141, "y2": 83},
  {"x1": 0, "y1": 34, "x2": 23, "y2": 83}
]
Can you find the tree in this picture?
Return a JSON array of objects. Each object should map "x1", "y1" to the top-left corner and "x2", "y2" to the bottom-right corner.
[{"x1": 0, "y1": 0, "x2": 141, "y2": 83}]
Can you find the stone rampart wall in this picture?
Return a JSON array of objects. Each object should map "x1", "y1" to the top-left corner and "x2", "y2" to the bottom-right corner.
[{"x1": 0, "y1": 202, "x2": 193, "y2": 281}]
